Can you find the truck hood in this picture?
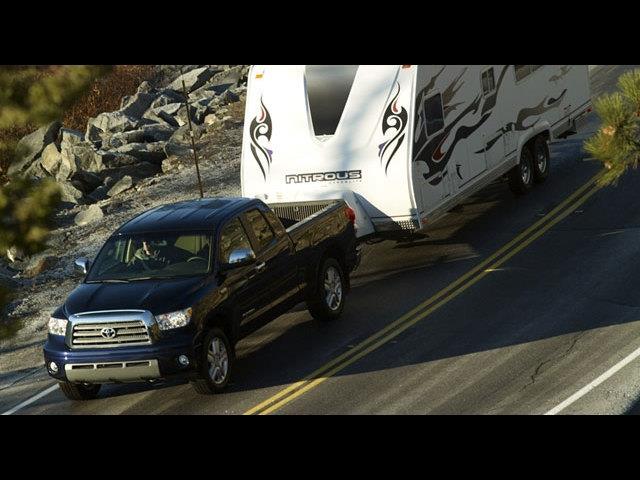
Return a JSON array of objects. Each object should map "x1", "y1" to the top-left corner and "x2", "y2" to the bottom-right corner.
[{"x1": 64, "y1": 276, "x2": 208, "y2": 316}]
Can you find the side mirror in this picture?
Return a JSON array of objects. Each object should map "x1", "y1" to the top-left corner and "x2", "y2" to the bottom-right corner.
[
  {"x1": 222, "y1": 248, "x2": 256, "y2": 270},
  {"x1": 75, "y1": 257, "x2": 91, "y2": 275}
]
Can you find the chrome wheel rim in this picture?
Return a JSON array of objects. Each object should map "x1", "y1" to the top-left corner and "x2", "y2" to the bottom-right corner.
[
  {"x1": 521, "y1": 156, "x2": 532, "y2": 184},
  {"x1": 207, "y1": 337, "x2": 229, "y2": 385},
  {"x1": 324, "y1": 266, "x2": 343, "y2": 312},
  {"x1": 536, "y1": 147, "x2": 547, "y2": 173}
]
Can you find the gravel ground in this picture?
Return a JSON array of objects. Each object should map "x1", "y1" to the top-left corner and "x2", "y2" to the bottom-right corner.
[{"x1": 0, "y1": 113, "x2": 244, "y2": 382}]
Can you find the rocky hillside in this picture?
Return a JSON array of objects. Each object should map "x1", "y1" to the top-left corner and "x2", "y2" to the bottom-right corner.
[{"x1": 0, "y1": 65, "x2": 249, "y2": 374}]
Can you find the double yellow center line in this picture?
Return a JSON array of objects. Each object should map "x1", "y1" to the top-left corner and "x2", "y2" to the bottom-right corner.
[{"x1": 244, "y1": 171, "x2": 605, "y2": 415}]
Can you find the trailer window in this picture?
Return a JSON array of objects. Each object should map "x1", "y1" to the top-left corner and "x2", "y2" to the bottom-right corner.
[
  {"x1": 515, "y1": 65, "x2": 543, "y2": 81},
  {"x1": 305, "y1": 65, "x2": 359, "y2": 137},
  {"x1": 481, "y1": 68, "x2": 496, "y2": 95},
  {"x1": 424, "y1": 93, "x2": 445, "y2": 136}
]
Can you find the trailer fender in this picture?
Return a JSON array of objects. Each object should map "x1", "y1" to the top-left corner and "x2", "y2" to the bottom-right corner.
[{"x1": 517, "y1": 121, "x2": 551, "y2": 157}]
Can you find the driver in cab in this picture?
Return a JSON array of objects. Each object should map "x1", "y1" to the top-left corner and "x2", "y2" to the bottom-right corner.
[{"x1": 132, "y1": 240, "x2": 169, "y2": 268}]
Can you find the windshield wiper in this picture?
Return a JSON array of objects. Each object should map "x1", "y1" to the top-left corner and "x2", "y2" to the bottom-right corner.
[
  {"x1": 86, "y1": 279, "x2": 130, "y2": 284},
  {"x1": 127, "y1": 276, "x2": 172, "y2": 281}
]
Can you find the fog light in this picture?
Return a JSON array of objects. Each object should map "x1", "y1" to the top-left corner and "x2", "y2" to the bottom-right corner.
[
  {"x1": 49, "y1": 362, "x2": 59, "y2": 374},
  {"x1": 178, "y1": 355, "x2": 190, "y2": 367}
]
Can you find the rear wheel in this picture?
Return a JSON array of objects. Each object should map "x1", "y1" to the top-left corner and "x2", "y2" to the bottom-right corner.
[
  {"x1": 509, "y1": 145, "x2": 535, "y2": 195},
  {"x1": 532, "y1": 136, "x2": 550, "y2": 183},
  {"x1": 58, "y1": 381, "x2": 101, "y2": 401},
  {"x1": 307, "y1": 257, "x2": 346, "y2": 322},
  {"x1": 191, "y1": 327, "x2": 233, "y2": 395}
]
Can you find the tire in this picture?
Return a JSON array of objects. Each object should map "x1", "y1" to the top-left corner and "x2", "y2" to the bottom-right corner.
[
  {"x1": 532, "y1": 136, "x2": 550, "y2": 184},
  {"x1": 307, "y1": 257, "x2": 346, "y2": 322},
  {"x1": 191, "y1": 327, "x2": 234, "y2": 395},
  {"x1": 58, "y1": 381, "x2": 101, "y2": 401},
  {"x1": 509, "y1": 145, "x2": 535, "y2": 195}
]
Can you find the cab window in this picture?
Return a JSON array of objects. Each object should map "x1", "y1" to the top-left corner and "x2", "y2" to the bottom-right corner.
[
  {"x1": 219, "y1": 217, "x2": 253, "y2": 264},
  {"x1": 263, "y1": 209, "x2": 287, "y2": 238},
  {"x1": 245, "y1": 209, "x2": 275, "y2": 251}
]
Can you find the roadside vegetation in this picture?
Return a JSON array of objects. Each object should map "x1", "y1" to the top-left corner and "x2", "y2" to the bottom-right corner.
[
  {"x1": 586, "y1": 69, "x2": 640, "y2": 185},
  {"x1": 0, "y1": 65, "x2": 128, "y2": 319}
]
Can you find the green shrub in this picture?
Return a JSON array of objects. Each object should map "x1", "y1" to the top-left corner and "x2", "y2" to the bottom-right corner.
[{"x1": 585, "y1": 69, "x2": 640, "y2": 186}]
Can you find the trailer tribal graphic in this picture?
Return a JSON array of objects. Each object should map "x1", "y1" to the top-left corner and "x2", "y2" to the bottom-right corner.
[
  {"x1": 413, "y1": 66, "x2": 510, "y2": 186},
  {"x1": 249, "y1": 97, "x2": 273, "y2": 181},
  {"x1": 379, "y1": 82, "x2": 408, "y2": 174},
  {"x1": 476, "y1": 89, "x2": 568, "y2": 154},
  {"x1": 550, "y1": 66, "x2": 572, "y2": 84}
]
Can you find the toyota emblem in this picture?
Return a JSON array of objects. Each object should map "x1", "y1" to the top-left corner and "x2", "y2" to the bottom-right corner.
[{"x1": 101, "y1": 327, "x2": 117, "y2": 339}]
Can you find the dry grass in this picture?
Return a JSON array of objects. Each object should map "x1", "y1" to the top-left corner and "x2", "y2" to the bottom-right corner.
[
  {"x1": 0, "y1": 65, "x2": 156, "y2": 177},
  {"x1": 0, "y1": 123, "x2": 36, "y2": 174},
  {"x1": 62, "y1": 65, "x2": 156, "y2": 131}
]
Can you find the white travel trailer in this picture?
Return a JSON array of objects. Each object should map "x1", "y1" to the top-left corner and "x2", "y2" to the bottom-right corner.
[{"x1": 241, "y1": 65, "x2": 592, "y2": 239}]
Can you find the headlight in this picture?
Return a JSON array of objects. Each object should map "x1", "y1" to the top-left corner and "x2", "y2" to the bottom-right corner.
[
  {"x1": 48, "y1": 317, "x2": 68, "y2": 336},
  {"x1": 156, "y1": 308, "x2": 192, "y2": 330}
]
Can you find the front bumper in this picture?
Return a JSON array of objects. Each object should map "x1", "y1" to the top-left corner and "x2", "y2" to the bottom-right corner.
[{"x1": 43, "y1": 331, "x2": 199, "y2": 384}]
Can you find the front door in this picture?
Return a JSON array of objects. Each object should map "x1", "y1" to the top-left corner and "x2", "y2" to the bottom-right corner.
[
  {"x1": 217, "y1": 216, "x2": 264, "y2": 323},
  {"x1": 241, "y1": 208, "x2": 298, "y2": 326}
]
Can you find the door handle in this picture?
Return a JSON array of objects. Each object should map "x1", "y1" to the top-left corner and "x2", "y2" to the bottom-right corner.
[{"x1": 255, "y1": 262, "x2": 266, "y2": 274}]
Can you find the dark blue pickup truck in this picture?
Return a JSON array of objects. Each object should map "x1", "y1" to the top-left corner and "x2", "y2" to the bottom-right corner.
[{"x1": 43, "y1": 197, "x2": 358, "y2": 400}]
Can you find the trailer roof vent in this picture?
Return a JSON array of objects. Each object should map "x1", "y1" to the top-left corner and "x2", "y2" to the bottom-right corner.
[{"x1": 305, "y1": 65, "x2": 359, "y2": 139}]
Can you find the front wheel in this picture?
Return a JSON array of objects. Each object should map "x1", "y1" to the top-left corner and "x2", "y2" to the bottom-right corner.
[
  {"x1": 509, "y1": 145, "x2": 535, "y2": 195},
  {"x1": 191, "y1": 327, "x2": 234, "y2": 395},
  {"x1": 307, "y1": 258, "x2": 346, "y2": 322},
  {"x1": 58, "y1": 381, "x2": 101, "y2": 401}
]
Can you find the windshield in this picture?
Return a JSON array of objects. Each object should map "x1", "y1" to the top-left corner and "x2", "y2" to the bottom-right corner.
[{"x1": 86, "y1": 232, "x2": 213, "y2": 282}]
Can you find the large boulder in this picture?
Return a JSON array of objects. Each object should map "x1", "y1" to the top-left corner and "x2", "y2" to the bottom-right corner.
[
  {"x1": 150, "y1": 90, "x2": 184, "y2": 109},
  {"x1": 175, "y1": 104, "x2": 207, "y2": 126},
  {"x1": 142, "y1": 104, "x2": 182, "y2": 128},
  {"x1": 207, "y1": 66, "x2": 243, "y2": 94},
  {"x1": 219, "y1": 89, "x2": 240, "y2": 106},
  {"x1": 7, "y1": 121, "x2": 61, "y2": 176},
  {"x1": 140, "y1": 124, "x2": 175, "y2": 143},
  {"x1": 120, "y1": 92, "x2": 157, "y2": 119},
  {"x1": 136, "y1": 81, "x2": 154, "y2": 94},
  {"x1": 61, "y1": 128, "x2": 84, "y2": 146},
  {"x1": 164, "y1": 141, "x2": 192, "y2": 158},
  {"x1": 60, "y1": 142, "x2": 102, "y2": 178},
  {"x1": 170, "y1": 124, "x2": 205, "y2": 144},
  {"x1": 40, "y1": 143, "x2": 63, "y2": 177},
  {"x1": 100, "y1": 152, "x2": 141, "y2": 169},
  {"x1": 105, "y1": 130, "x2": 147, "y2": 149},
  {"x1": 74, "y1": 204, "x2": 104, "y2": 227},
  {"x1": 109, "y1": 142, "x2": 167, "y2": 164},
  {"x1": 86, "y1": 111, "x2": 139, "y2": 146},
  {"x1": 59, "y1": 182, "x2": 85, "y2": 204},
  {"x1": 22, "y1": 253, "x2": 57, "y2": 278},
  {"x1": 70, "y1": 170, "x2": 102, "y2": 194},
  {"x1": 107, "y1": 175, "x2": 133, "y2": 197},
  {"x1": 87, "y1": 185, "x2": 109, "y2": 203},
  {"x1": 22, "y1": 158, "x2": 47, "y2": 179},
  {"x1": 168, "y1": 67, "x2": 217, "y2": 93}
]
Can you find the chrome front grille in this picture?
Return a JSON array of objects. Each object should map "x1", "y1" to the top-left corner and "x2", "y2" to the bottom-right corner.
[{"x1": 71, "y1": 320, "x2": 151, "y2": 349}]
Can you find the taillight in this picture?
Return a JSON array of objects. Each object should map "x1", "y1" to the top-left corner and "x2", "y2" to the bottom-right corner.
[{"x1": 345, "y1": 207, "x2": 356, "y2": 224}]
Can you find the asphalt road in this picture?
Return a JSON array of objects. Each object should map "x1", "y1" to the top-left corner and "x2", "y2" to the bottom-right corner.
[{"x1": 3, "y1": 65, "x2": 640, "y2": 415}]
